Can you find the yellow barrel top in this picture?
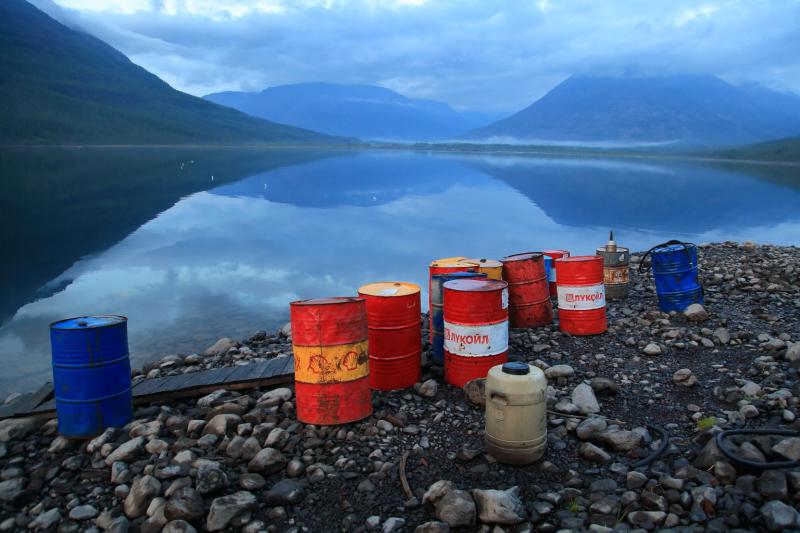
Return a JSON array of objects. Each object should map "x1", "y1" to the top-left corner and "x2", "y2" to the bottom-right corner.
[
  {"x1": 430, "y1": 256, "x2": 471, "y2": 268},
  {"x1": 358, "y1": 281, "x2": 421, "y2": 297},
  {"x1": 465, "y1": 258, "x2": 502, "y2": 268}
]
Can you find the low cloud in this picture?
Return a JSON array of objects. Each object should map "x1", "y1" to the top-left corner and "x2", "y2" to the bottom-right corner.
[{"x1": 36, "y1": 0, "x2": 800, "y2": 113}]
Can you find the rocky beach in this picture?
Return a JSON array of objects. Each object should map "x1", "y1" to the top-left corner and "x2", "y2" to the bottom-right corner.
[{"x1": 0, "y1": 241, "x2": 799, "y2": 532}]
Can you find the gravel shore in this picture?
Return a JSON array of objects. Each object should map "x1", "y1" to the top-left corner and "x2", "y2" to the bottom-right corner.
[{"x1": 0, "y1": 241, "x2": 799, "y2": 532}]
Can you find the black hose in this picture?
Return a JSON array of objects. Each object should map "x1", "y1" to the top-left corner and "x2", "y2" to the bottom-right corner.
[
  {"x1": 715, "y1": 428, "x2": 800, "y2": 470},
  {"x1": 632, "y1": 424, "x2": 670, "y2": 469}
]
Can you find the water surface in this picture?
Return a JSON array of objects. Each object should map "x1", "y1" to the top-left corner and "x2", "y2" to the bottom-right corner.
[{"x1": 2, "y1": 147, "x2": 799, "y2": 395}]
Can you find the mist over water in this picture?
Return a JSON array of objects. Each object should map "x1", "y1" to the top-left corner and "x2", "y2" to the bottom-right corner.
[{"x1": 2, "y1": 148, "x2": 799, "y2": 395}]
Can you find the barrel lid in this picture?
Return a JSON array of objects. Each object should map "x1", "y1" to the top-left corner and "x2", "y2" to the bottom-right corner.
[
  {"x1": 432, "y1": 272, "x2": 487, "y2": 281},
  {"x1": 429, "y1": 256, "x2": 473, "y2": 268},
  {"x1": 558, "y1": 255, "x2": 603, "y2": 264},
  {"x1": 501, "y1": 252, "x2": 542, "y2": 263},
  {"x1": 464, "y1": 258, "x2": 502, "y2": 268},
  {"x1": 502, "y1": 362, "x2": 530, "y2": 375},
  {"x1": 50, "y1": 315, "x2": 127, "y2": 330},
  {"x1": 443, "y1": 279, "x2": 508, "y2": 292},
  {"x1": 291, "y1": 297, "x2": 364, "y2": 306},
  {"x1": 596, "y1": 246, "x2": 629, "y2": 254},
  {"x1": 358, "y1": 282, "x2": 420, "y2": 297},
  {"x1": 543, "y1": 249, "x2": 570, "y2": 258}
]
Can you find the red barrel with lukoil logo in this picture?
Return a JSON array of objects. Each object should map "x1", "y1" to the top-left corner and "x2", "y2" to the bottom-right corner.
[
  {"x1": 543, "y1": 250, "x2": 570, "y2": 298},
  {"x1": 501, "y1": 252, "x2": 553, "y2": 328},
  {"x1": 443, "y1": 279, "x2": 509, "y2": 387},
  {"x1": 358, "y1": 282, "x2": 421, "y2": 391},
  {"x1": 556, "y1": 256, "x2": 607, "y2": 335}
]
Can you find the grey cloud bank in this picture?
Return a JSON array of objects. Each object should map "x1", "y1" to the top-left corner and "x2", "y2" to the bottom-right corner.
[{"x1": 38, "y1": 0, "x2": 800, "y2": 113}]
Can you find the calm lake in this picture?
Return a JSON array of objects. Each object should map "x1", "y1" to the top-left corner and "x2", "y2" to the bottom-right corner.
[{"x1": 2, "y1": 147, "x2": 799, "y2": 395}]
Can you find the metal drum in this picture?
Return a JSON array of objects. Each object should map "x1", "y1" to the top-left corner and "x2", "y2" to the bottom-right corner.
[
  {"x1": 543, "y1": 256, "x2": 553, "y2": 289},
  {"x1": 428, "y1": 257, "x2": 477, "y2": 321},
  {"x1": 543, "y1": 250, "x2": 570, "y2": 298},
  {"x1": 358, "y1": 282, "x2": 421, "y2": 390},
  {"x1": 465, "y1": 258, "x2": 504, "y2": 280},
  {"x1": 290, "y1": 297, "x2": 372, "y2": 425},
  {"x1": 642, "y1": 241, "x2": 703, "y2": 312},
  {"x1": 501, "y1": 252, "x2": 553, "y2": 328},
  {"x1": 443, "y1": 279, "x2": 509, "y2": 388},
  {"x1": 485, "y1": 362, "x2": 548, "y2": 465},
  {"x1": 596, "y1": 232, "x2": 630, "y2": 300},
  {"x1": 556, "y1": 256, "x2": 607, "y2": 335},
  {"x1": 430, "y1": 272, "x2": 487, "y2": 365},
  {"x1": 50, "y1": 316, "x2": 133, "y2": 438}
]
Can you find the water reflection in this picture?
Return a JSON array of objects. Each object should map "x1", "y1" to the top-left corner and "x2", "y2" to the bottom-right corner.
[{"x1": 1, "y1": 149, "x2": 799, "y2": 394}]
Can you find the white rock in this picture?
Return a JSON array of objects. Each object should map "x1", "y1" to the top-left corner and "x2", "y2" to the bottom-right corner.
[
  {"x1": 204, "y1": 337, "x2": 236, "y2": 356},
  {"x1": 571, "y1": 383, "x2": 600, "y2": 414},
  {"x1": 643, "y1": 343, "x2": 662, "y2": 356}
]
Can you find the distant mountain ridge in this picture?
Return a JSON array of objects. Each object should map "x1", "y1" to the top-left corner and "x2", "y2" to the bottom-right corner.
[
  {"x1": 204, "y1": 82, "x2": 499, "y2": 141},
  {"x1": 0, "y1": 0, "x2": 336, "y2": 144},
  {"x1": 466, "y1": 74, "x2": 800, "y2": 146}
]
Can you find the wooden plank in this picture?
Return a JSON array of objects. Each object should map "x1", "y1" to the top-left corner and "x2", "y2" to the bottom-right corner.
[
  {"x1": 4, "y1": 358, "x2": 296, "y2": 418},
  {"x1": 0, "y1": 382, "x2": 54, "y2": 419}
]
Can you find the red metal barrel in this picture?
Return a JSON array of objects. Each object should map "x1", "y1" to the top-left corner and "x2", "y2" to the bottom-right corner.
[
  {"x1": 543, "y1": 249, "x2": 570, "y2": 297},
  {"x1": 556, "y1": 256, "x2": 607, "y2": 335},
  {"x1": 290, "y1": 297, "x2": 372, "y2": 425},
  {"x1": 501, "y1": 252, "x2": 553, "y2": 328},
  {"x1": 443, "y1": 279, "x2": 509, "y2": 388},
  {"x1": 428, "y1": 258, "x2": 477, "y2": 315},
  {"x1": 357, "y1": 282, "x2": 421, "y2": 391}
]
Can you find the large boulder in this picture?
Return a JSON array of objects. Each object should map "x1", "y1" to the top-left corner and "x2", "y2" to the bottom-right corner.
[{"x1": 206, "y1": 491, "x2": 256, "y2": 531}]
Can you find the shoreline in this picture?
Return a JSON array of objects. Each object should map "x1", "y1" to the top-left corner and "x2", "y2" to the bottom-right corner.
[{"x1": 0, "y1": 242, "x2": 799, "y2": 531}]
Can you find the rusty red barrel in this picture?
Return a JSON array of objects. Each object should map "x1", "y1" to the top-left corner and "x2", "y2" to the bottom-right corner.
[
  {"x1": 443, "y1": 279, "x2": 509, "y2": 388},
  {"x1": 556, "y1": 256, "x2": 607, "y2": 335},
  {"x1": 358, "y1": 282, "x2": 421, "y2": 391},
  {"x1": 501, "y1": 252, "x2": 554, "y2": 328},
  {"x1": 290, "y1": 297, "x2": 372, "y2": 425},
  {"x1": 543, "y1": 249, "x2": 570, "y2": 298}
]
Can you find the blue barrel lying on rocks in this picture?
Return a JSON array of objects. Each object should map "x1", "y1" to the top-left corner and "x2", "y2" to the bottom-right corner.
[
  {"x1": 430, "y1": 271, "x2": 487, "y2": 365},
  {"x1": 50, "y1": 316, "x2": 133, "y2": 438},
  {"x1": 641, "y1": 241, "x2": 703, "y2": 312}
]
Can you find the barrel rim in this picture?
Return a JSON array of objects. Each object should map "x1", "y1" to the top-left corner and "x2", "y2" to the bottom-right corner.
[
  {"x1": 431, "y1": 272, "x2": 487, "y2": 280},
  {"x1": 557, "y1": 255, "x2": 603, "y2": 264},
  {"x1": 358, "y1": 281, "x2": 420, "y2": 297},
  {"x1": 464, "y1": 258, "x2": 503, "y2": 267},
  {"x1": 290, "y1": 296, "x2": 365, "y2": 307},
  {"x1": 50, "y1": 315, "x2": 128, "y2": 330},
  {"x1": 653, "y1": 243, "x2": 697, "y2": 254},
  {"x1": 501, "y1": 251, "x2": 543, "y2": 263},
  {"x1": 543, "y1": 249, "x2": 570, "y2": 256},
  {"x1": 443, "y1": 279, "x2": 509, "y2": 292}
]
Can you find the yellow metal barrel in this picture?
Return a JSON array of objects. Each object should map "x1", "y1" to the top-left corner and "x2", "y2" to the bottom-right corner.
[{"x1": 465, "y1": 258, "x2": 503, "y2": 280}]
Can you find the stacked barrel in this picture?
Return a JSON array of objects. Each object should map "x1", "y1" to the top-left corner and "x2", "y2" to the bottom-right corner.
[
  {"x1": 464, "y1": 258, "x2": 503, "y2": 280},
  {"x1": 357, "y1": 282, "x2": 421, "y2": 390},
  {"x1": 290, "y1": 298, "x2": 372, "y2": 425},
  {"x1": 443, "y1": 279, "x2": 509, "y2": 387},
  {"x1": 501, "y1": 252, "x2": 553, "y2": 328}
]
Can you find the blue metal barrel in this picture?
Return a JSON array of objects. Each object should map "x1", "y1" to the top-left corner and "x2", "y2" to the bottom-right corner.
[
  {"x1": 543, "y1": 256, "x2": 553, "y2": 290},
  {"x1": 50, "y1": 316, "x2": 133, "y2": 438},
  {"x1": 430, "y1": 272, "x2": 487, "y2": 365},
  {"x1": 650, "y1": 243, "x2": 703, "y2": 312}
]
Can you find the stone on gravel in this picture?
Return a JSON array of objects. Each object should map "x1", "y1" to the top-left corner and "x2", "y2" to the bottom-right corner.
[
  {"x1": 415, "y1": 522, "x2": 450, "y2": 533},
  {"x1": 471, "y1": 487, "x2": 526, "y2": 524},
  {"x1": 672, "y1": 368, "x2": 698, "y2": 387},
  {"x1": 423, "y1": 480, "x2": 454, "y2": 505},
  {"x1": 693, "y1": 437, "x2": 724, "y2": 469},
  {"x1": 247, "y1": 447, "x2": 285, "y2": 474},
  {"x1": 204, "y1": 337, "x2": 236, "y2": 356},
  {"x1": 206, "y1": 491, "x2": 257, "y2": 531},
  {"x1": 580, "y1": 442, "x2": 611, "y2": 464},
  {"x1": 196, "y1": 464, "x2": 228, "y2": 495},
  {"x1": 576, "y1": 416, "x2": 607, "y2": 440},
  {"x1": 760, "y1": 500, "x2": 800, "y2": 531},
  {"x1": 264, "y1": 479, "x2": 306, "y2": 505},
  {"x1": 757, "y1": 470, "x2": 788, "y2": 500},
  {"x1": 203, "y1": 414, "x2": 242, "y2": 436},
  {"x1": 0, "y1": 478, "x2": 25, "y2": 502},
  {"x1": 589, "y1": 377, "x2": 618, "y2": 395},
  {"x1": 382, "y1": 517, "x2": 406, "y2": 532},
  {"x1": 772, "y1": 437, "x2": 800, "y2": 461},
  {"x1": 595, "y1": 429, "x2": 643, "y2": 451},
  {"x1": 785, "y1": 343, "x2": 800, "y2": 367},
  {"x1": 162, "y1": 520, "x2": 197, "y2": 533},
  {"x1": 684, "y1": 303, "x2": 708, "y2": 321},
  {"x1": 69, "y1": 504, "x2": 99, "y2": 521},
  {"x1": 124, "y1": 475, "x2": 161, "y2": 518},
  {"x1": 572, "y1": 383, "x2": 600, "y2": 414},
  {"x1": 105, "y1": 436, "x2": 145, "y2": 465},
  {"x1": 544, "y1": 364, "x2": 574, "y2": 379},
  {"x1": 0, "y1": 416, "x2": 46, "y2": 444},
  {"x1": 164, "y1": 487, "x2": 205, "y2": 521},
  {"x1": 462, "y1": 378, "x2": 485, "y2": 407},
  {"x1": 642, "y1": 343, "x2": 662, "y2": 356},
  {"x1": 28, "y1": 508, "x2": 61, "y2": 530},
  {"x1": 713, "y1": 327, "x2": 731, "y2": 344},
  {"x1": 417, "y1": 379, "x2": 439, "y2": 398},
  {"x1": 435, "y1": 489, "x2": 476, "y2": 527},
  {"x1": 627, "y1": 510, "x2": 666, "y2": 529},
  {"x1": 258, "y1": 387, "x2": 293, "y2": 405}
]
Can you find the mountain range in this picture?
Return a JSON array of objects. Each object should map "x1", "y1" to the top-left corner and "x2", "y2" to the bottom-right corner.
[
  {"x1": 204, "y1": 83, "x2": 498, "y2": 141},
  {"x1": 466, "y1": 74, "x2": 800, "y2": 146},
  {"x1": 0, "y1": 0, "x2": 334, "y2": 144}
]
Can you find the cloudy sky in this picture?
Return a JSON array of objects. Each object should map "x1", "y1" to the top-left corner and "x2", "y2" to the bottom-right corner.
[{"x1": 38, "y1": 0, "x2": 800, "y2": 113}]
